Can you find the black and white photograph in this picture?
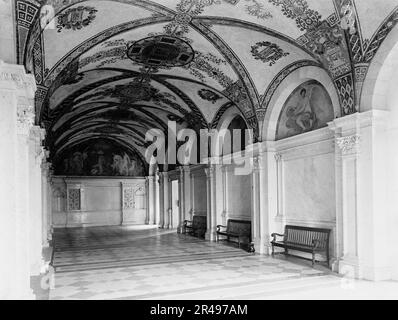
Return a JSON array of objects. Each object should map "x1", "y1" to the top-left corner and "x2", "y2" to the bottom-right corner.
[{"x1": 1, "y1": 0, "x2": 398, "y2": 308}]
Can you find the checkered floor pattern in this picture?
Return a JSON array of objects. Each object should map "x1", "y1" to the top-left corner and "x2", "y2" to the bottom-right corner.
[{"x1": 49, "y1": 226, "x2": 338, "y2": 300}]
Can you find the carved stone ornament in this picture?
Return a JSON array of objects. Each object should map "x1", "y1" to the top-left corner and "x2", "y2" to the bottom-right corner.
[
  {"x1": 0, "y1": 61, "x2": 37, "y2": 94},
  {"x1": 17, "y1": 104, "x2": 35, "y2": 134},
  {"x1": 123, "y1": 187, "x2": 134, "y2": 209},
  {"x1": 336, "y1": 135, "x2": 360, "y2": 155},
  {"x1": 274, "y1": 153, "x2": 282, "y2": 162}
]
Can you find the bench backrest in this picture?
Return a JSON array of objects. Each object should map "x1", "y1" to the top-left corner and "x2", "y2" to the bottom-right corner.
[
  {"x1": 284, "y1": 225, "x2": 330, "y2": 249},
  {"x1": 227, "y1": 219, "x2": 251, "y2": 236},
  {"x1": 192, "y1": 215, "x2": 207, "y2": 229}
]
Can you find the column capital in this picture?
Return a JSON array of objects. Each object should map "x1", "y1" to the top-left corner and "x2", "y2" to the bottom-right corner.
[
  {"x1": 253, "y1": 153, "x2": 267, "y2": 171},
  {"x1": 29, "y1": 125, "x2": 46, "y2": 142},
  {"x1": 0, "y1": 61, "x2": 36, "y2": 98},
  {"x1": 41, "y1": 161, "x2": 52, "y2": 177},
  {"x1": 274, "y1": 153, "x2": 282, "y2": 162},
  {"x1": 336, "y1": 134, "x2": 361, "y2": 155},
  {"x1": 178, "y1": 165, "x2": 190, "y2": 175},
  {"x1": 204, "y1": 165, "x2": 216, "y2": 179},
  {"x1": 17, "y1": 104, "x2": 35, "y2": 136}
]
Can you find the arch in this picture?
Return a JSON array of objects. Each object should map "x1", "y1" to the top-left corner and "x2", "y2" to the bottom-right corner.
[
  {"x1": 361, "y1": 26, "x2": 398, "y2": 112},
  {"x1": 215, "y1": 104, "x2": 252, "y2": 141},
  {"x1": 261, "y1": 65, "x2": 340, "y2": 141}
]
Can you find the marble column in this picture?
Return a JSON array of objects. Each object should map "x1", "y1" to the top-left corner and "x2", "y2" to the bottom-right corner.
[
  {"x1": 159, "y1": 172, "x2": 168, "y2": 229},
  {"x1": 251, "y1": 155, "x2": 262, "y2": 252},
  {"x1": 41, "y1": 161, "x2": 51, "y2": 247},
  {"x1": 146, "y1": 176, "x2": 156, "y2": 225},
  {"x1": 154, "y1": 174, "x2": 160, "y2": 226},
  {"x1": 204, "y1": 166, "x2": 217, "y2": 241},
  {"x1": 28, "y1": 126, "x2": 46, "y2": 276},
  {"x1": 47, "y1": 169, "x2": 54, "y2": 241},
  {"x1": 328, "y1": 111, "x2": 391, "y2": 280},
  {"x1": 167, "y1": 177, "x2": 172, "y2": 229},
  {"x1": 0, "y1": 61, "x2": 37, "y2": 299},
  {"x1": 220, "y1": 165, "x2": 228, "y2": 226},
  {"x1": 177, "y1": 166, "x2": 191, "y2": 232},
  {"x1": 261, "y1": 142, "x2": 279, "y2": 255}
]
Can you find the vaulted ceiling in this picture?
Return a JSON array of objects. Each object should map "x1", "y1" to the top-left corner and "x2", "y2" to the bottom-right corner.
[{"x1": 15, "y1": 0, "x2": 398, "y2": 168}]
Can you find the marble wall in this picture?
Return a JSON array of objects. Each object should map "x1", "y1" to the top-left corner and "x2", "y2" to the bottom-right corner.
[
  {"x1": 226, "y1": 167, "x2": 252, "y2": 220},
  {"x1": 190, "y1": 166, "x2": 207, "y2": 216},
  {"x1": 52, "y1": 177, "x2": 147, "y2": 227},
  {"x1": 283, "y1": 154, "x2": 335, "y2": 222},
  {"x1": 274, "y1": 128, "x2": 336, "y2": 259}
]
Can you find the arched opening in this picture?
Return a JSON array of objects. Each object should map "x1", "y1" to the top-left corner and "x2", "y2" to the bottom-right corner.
[
  {"x1": 361, "y1": 27, "x2": 398, "y2": 280},
  {"x1": 227, "y1": 115, "x2": 248, "y2": 152}
]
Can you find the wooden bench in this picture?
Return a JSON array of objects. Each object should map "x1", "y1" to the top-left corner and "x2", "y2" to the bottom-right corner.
[
  {"x1": 216, "y1": 219, "x2": 251, "y2": 249},
  {"x1": 271, "y1": 225, "x2": 331, "y2": 267},
  {"x1": 183, "y1": 215, "x2": 207, "y2": 238}
]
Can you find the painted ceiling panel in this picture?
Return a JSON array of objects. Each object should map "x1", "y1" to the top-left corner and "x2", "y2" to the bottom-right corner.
[
  {"x1": 354, "y1": 0, "x2": 397, "y2": 42},
  {"x1": 49, "y1": 69, "x2": 124, "y2": 108},
  {"x1": 198, "y1": 0, "x2": 312, "y2": 39},
  {"x1": 166, "y1": 78, "x2": 229, "y2": 123},
  {"x1": 211, "y1": 24, "x2": 317, "y2": 95},
  {"x1": 16, "y1": 0, "x2": 397, "y2": 161},
  {"x1": 43, "y1": 1, "x2": 155, "y2": 69},
  {"x1": 77, "y1": 23, "x2": 238, "y2": 90}
]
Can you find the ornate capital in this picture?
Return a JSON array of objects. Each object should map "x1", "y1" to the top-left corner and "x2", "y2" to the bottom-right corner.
[
  {"x1": 252, "y1": 155, "x2": 263, "y2": 172},
  {"x1": 204, "y1": 165, "x2": 215, "y2": 179},
  {"x1": 30, "y1": 125, "x2": 46, "y2": 142},
  {"x1": 41, "y1": 161, "x2": 52, "y2": 173},
  {"x1": 336, "y1": 134, "x2": 360, "y2": 155},
  {"x1": 0, "y1": 61, "x2": 37, "y2": 98}
]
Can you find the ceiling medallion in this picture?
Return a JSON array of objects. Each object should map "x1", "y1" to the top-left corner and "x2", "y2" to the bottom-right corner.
[
  {"x1": 56, "y1": 6, "x2": 98, "y2": 32},
  {"x1": 198, "y1": 89, "x2": 223, "y2": 104},
  {"x1": 127, "y1": 35, "x2": 195, "y2": 68},
  {"x1": 251, "y1": 41, "x2": 290, "y2": 66}
]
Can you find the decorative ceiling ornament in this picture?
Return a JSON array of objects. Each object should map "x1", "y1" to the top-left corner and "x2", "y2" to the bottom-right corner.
[
  {"x1": 299, "y1": 21, "x2": 350, "y2": 78},
  {"x1": 183, "y1": 51, "x2": 234, "y2": 88},
  {"x1": 127, "y1": 35, "x2": 195, "y2": 68},
  {"x1": 245, "y1": 0, "x2": 273, "y2": 20},
  {"x1": 340, "y1": 0, "x2": 356, "y2": 35},
  {"x1": 164, "y1": 0, "x2": 223, "y2": 36},
  {"x1": 56, "y1": 6, "x2": 98, "y2": 32},
  {"x1": 268, "y1": 0, "x2": 321, "y2": 31},
  {"x1": 251, "y1": 41, "x2": 290, "y2": 66},
  {"x1": 198, "y1": 89, "x2": 223, "y2": 103}
]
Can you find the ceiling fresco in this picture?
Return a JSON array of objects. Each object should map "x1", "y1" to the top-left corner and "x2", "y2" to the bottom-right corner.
[{"x1": 14, "y1": 0, "x2": 398, "y2": 172}]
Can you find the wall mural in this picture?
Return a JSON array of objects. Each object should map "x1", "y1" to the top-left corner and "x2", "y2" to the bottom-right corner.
[
  {"x1": 276, "y1": 80, "x2": 334, "y2": 140},
  {"x1": 55, "y1": 139, "x2": 146, "y2": 177}
]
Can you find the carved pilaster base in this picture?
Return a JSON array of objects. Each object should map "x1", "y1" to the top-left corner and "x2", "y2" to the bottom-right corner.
[{"x1": 205, "y1": 230, "x2": 217, "y2": 241}]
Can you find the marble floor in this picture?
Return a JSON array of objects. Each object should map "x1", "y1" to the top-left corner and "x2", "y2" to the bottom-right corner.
[{"x1": 46, "y1": 226, "x2": 398, "y2": 300}]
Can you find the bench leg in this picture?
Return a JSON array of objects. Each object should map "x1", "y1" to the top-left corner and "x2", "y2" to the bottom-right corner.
[
  {"x1": 312, "y1": 252, "x2": 315, "y2": 267},
  {"x1": 271, "y1": 244, "x2": 274, "y2": 256}
]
